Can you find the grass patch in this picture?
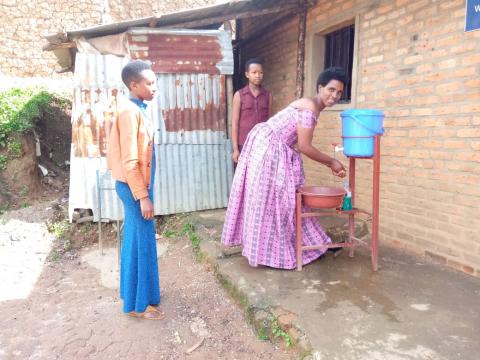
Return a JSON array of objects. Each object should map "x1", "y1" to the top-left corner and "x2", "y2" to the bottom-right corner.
[
  {"x1": 180, "y1": 222, "x2": 205, "y2": 261},
  {"x1": 163, "y1": 229, "x2": 177, "y2": 238},
  {"x1": 46, "y1": 218, "x2": 74, "y2": 261},
  {"x1": 271, "y1": 317, "x2": 294, "y2": 348},
  {"x1": 214, "y1": 265, "x2": 250, "y2": 310},
  {"x1": 7, "y1": 139, "x2": 22, "y2": 157},
  {"x1": 0, "y1": 203, "x2": 8, "y2": 216},
  {"x1": 19, "y1": 185, "x2": 29, "y2": 197},
  {"x1": 0, "y1": 154, "x2": 7, "y2": 170}
]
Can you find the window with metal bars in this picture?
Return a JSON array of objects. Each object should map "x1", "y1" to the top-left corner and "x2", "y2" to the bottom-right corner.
[{"x1": 324, "y1": 24, "x2": 354, "y2": 103}]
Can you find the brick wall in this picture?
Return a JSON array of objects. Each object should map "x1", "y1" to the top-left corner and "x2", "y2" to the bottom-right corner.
[
  {"x1": 242, "y1": 14, "x2": 299, "y2": 113},
  {"x1": 354, "y1": 0, "x2": 480, "y2": 276},
  {"x1": 0, "y1": 0, "x2": 215, "y2": 78},
  {"x1": 243, "y1": 0, "x2": 480, "y2": 276}
]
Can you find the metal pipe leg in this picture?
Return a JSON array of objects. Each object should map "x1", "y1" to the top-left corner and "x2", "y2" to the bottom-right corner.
[
  {"x1": 371, "y1": 135, "x2": 381, "y2": 271},
  {"x1": 116, "y1": 219, "x2": 121, "y2": 269},
  {"x1": 348, "y1": 213, "x2": 355, "y2": 258},
  {"x1": 348, "y1": 157, "x2": 356, "y2": 258},
  {"x1": 296, "y1": 192, "x2": 303, "y2": 271},
  {"x1": 96, "y1": 170, "x2": 103, "y2": 255}
]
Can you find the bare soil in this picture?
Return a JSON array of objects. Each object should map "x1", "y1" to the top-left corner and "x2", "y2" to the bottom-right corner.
[
  {"x1": 0, "y1": 96, "x2": 293, "y2": 359},
  {"x1": 0, "y1": 202, "x2": 292, "y2": 360},
  {"x1": 0, "y1": 100, "x2": 70, "y2": 212}
]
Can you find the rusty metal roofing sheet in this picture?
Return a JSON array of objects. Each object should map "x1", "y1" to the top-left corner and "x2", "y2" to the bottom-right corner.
[
  {"x1": 128, "y1": 29, "x2": 233, "y2": 75},
  {"x1": 69, "y1": 53, "x2": 129, "y2": 221},
  {"x1": 151, "y1": 73, "x2": 227, "y2": 145}
]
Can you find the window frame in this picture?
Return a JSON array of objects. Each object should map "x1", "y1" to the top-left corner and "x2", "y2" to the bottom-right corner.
[{"x1": 305, "y1": 16, "x2": 359, "y2": 111}]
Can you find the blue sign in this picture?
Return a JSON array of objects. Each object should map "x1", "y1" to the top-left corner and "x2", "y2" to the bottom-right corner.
[{"x1": 466, "y1": 0, "x2": 480, "y2": 32}]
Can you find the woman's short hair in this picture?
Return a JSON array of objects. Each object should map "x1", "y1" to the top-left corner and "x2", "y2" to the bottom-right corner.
[{"x1": 316, "y1": 67, "x2": 348, "y2": 91}]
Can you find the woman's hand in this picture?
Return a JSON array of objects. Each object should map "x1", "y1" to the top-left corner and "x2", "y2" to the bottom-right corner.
[
  {"x1": 140, "y1": 197, "x2": 154, "y2": 220},
  {"x1": 330, "y1": 159, "x2": 347, "y2": 178}
]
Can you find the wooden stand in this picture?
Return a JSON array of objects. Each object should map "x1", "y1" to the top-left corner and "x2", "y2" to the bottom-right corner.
[{"x1": 295, "y1": 135, "x2": 381, "y2": 271}]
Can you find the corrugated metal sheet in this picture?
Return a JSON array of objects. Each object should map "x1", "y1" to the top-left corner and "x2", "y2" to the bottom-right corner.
[
  {"x1": 69, "y1": 53, "x2": 128, "y2": 222},
  {"x1": 154, "y1": 142, "x2": 233, "y2": 215},
  {"x1": 128, "y1": 29, "x2": 233, "y2": 75},
  {"x1": 50, "y1": 0, "x2": 299, "y2": 39},
  {"x1": 152, "y1": 73, "x2": 227, "y2": 145},
  {"x1": 68, "y1": 48, "x2": 233, "y2": 221}
]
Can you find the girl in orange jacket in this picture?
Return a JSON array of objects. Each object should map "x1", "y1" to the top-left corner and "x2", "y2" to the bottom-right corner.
[{"x1": 107, "y1": 60, "x2": 164, "y2": 320}]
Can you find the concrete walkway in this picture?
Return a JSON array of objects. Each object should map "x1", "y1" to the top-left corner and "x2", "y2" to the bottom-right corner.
[{"x1": 189, "y1": 209, "x2": 480, "y2": 360}]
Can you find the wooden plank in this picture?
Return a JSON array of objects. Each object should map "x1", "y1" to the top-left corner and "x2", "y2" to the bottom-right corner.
[
  {"x1": 295, "y1": 1, "x2": 308, "y2": 99},
  {"x1": 43, "y1": 41, "x2": 76, "y2": 51},
  {"x1": 226, "y1": 75, "x2": 234, "y2": 139}
]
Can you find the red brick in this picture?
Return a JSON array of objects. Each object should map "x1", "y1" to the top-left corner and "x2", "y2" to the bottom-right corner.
[
  {"x1": 455, "y1": 152, "x2": 480, "y2": 162},
  {"x1": 420, "y1": 139, "x2": 443, "y2": 148},
  {"x1": 409, "y1": 129, "x2": 430, "y2": 137},
  {"x1": 438, "y1": 58, "x2": 457, "y2": 69},
  {"x1": 457, "y1": 128, "x2": 480, "y2": 137},
  {"x1": 450, "y1": 43, "x2": 477, "y2": 54},
  {"x1": 404, "y1": 55, "x2": 423, "y2": 65},
  {"x1": 444, "y1": 140, "x2": 465, "y2": 149},
  {"x1": 461, "y1": 54, "x2": 480, "y2": 66},
  {"x1": 447, "y1": 259, "x2": 475, "y2": 275}
]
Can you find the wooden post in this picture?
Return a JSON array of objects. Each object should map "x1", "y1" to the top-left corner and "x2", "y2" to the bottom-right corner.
[
  {"x1": 295, "y1": 1, "x2": 308, "y2": 99},
  {"x1": 226, "y1": 76, "x2": 234, "y2": 139}
]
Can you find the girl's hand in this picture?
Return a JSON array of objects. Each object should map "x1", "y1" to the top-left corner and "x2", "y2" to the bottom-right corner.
[
  {"x1": 140, "y1": 197, "x2": 154, "y2": 220},
  {"x1": 232, "y1": 149, "x2": 240, "y2": 163},
  {"x1": 330, "y1": 159, "x2": 346, "y2": 178}
]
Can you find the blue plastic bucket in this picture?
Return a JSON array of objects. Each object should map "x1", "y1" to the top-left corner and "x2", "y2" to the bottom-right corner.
[{"x1": 340, "y1": 109, "x2": 384, "y2": 157}]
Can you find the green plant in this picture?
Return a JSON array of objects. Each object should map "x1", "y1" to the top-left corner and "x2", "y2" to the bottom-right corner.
[
  {"x1": 181, "y1": 223, "x2": 199, "y2": 246},
  {"x1": 46, "y1": 219, "x2": 73, "y2": 262},
  {"x1": 180, "y1": 222, "x2": 204, "y2": 260},
  {"x1": 0, "y1": 155, "x2": 7, "y2": 170},
  {"x1": 163, "y1": 229, "x2": 177, "y2": 238},
  {"x1": 19, "y1": 185, "x2": 29, "y2": 196},
  {"x1": 20, "y1": 202, "x2": 30, "y2": 208},
  {"x1": 0, "y1": 87, "x2": 69, "y2": 148},
  {"x1": 0, "y1": 203, "x2": 9, "y2": 215},
  {"x1": 48, "y1": 251, "x2": 60, "y2": 262},
  {"x1": 47, "y1": 219, "x2": 72, "y2": 239},
  {"x1": 271, "y1": 318, "x2": 294, "y2": 348},
  {"x1": 258, "y1": 327, "x2": 270, "y2": 341},
  {"x1": 63, "y1": 238, "x2": 71, "y2": 252},
  {"x1": 7, "y1": 139, "x2": 22, "y2": 157}
]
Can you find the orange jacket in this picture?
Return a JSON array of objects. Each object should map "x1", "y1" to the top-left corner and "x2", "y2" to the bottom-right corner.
[{"x1": 107, "y1": 99, "x2": 153, "y2": 200}]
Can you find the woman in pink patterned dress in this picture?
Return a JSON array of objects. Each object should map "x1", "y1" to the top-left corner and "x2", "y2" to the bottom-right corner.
[{"x1": 221, "y1": 67, "x2": 347, "y2": 269}]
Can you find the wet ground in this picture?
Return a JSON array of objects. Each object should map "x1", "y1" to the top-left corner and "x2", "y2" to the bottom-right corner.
[{"x1": 192, "y1": 209, "x2": 480, "y2": 360}]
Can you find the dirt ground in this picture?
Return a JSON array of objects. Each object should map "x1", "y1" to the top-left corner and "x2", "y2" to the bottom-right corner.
[
  {"x1": 0, "y1": 200, "x2": 292, "y2": 360},
  {"x1": 0, "y1": 99, "x2": 292, "y2": 359}
]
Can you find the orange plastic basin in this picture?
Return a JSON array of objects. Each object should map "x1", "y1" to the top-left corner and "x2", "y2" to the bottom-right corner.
[{"x1": 299, "y1": 186, "x2": 346, "y2": 209}]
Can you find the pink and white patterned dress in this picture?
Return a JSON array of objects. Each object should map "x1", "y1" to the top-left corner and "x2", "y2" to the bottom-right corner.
[{"x1": 221, "y1": 106, "x2": 331, "y2": 269}]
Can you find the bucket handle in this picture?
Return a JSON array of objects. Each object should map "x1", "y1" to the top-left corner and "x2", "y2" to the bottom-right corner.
[{"x1": 349, "y1": 113, "x2": 384, "y2": 134}]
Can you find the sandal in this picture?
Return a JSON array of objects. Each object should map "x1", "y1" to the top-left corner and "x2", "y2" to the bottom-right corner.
[{"x1": 128, "y1": 305, "x2": 166, "y2": 320}]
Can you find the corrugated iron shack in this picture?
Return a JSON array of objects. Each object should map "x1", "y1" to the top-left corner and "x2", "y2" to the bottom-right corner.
[{"x1": 44, "y1": 0, "x2": 304, "y2": 221}]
